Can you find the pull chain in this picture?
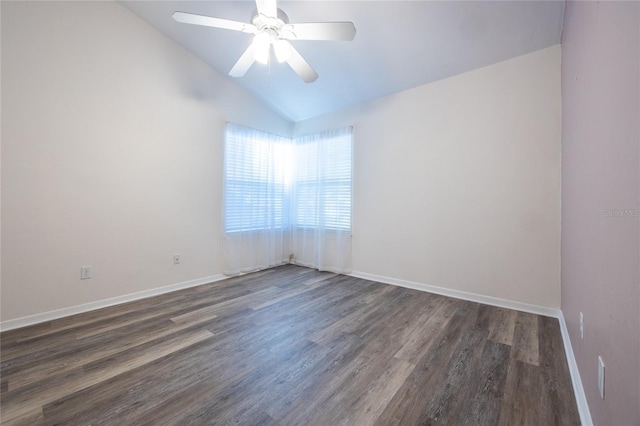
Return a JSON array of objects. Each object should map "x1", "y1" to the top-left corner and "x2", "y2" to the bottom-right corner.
[{"x1": 268, "y1": 48, "x2": 272, "y2": 89}]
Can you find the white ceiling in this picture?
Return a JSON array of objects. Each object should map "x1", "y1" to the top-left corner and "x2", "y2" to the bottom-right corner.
[{"x1": 120, "y1": 1, "x2": 565, "y2": 122}]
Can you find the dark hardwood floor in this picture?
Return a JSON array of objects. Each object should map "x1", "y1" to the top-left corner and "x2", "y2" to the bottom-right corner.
[{"x1": 0, "y1": 265, "x2": 580, "y2": 425}]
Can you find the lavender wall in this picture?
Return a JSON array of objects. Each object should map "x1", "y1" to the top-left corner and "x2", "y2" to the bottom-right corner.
[{"x1": 561, "y1": 2, "x2": 640, "y2": 425}]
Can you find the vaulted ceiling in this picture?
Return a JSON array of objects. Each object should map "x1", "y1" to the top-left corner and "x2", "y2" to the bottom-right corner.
[{"x1": 120, "y1": 1, "x2": 565, "y2": 122}]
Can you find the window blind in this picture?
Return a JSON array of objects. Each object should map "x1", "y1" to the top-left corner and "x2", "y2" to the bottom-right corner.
[
  {"x1": 223, "y1": 124, "x2": 352, "y2": 233},
  {"x1": 294, "y1": 130, "x2": 352, "y2": 231},
  {"x1": 224, "y1": 124, "x2": 292, "y2": 233}
]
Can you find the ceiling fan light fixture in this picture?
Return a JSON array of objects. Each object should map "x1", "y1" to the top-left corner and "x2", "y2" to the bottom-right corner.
[
  {"x1": 253, "y1": 31, "x2": 271, "y2": 48},
  {"x1": 254, "y1": 44, "x2": 270, "y2": 64},
  {"x1": 252, "y1": 31, "x2": 272, "y2": 64},
  {"x1": 273, "y1": 39, "x2": 291, "y2": 63}
]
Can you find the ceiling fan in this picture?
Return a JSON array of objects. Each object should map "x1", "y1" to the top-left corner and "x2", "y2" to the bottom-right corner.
[{"x1": 172, "y1": 0, "x2": 356, "y2": 83}]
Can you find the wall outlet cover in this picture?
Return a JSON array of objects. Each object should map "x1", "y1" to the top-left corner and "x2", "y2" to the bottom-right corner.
[{"x1": 81, "y1": 266, "x2": 92, "y2": 280}]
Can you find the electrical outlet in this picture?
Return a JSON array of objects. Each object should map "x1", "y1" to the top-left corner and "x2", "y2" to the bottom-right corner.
[
  {"x1": 598, "y1": 356, "x2": 605, "y2": 399},
  {"x1": 81, "y1": 266, "x2": 92, "y2": 280},
  {"x1": 173, "y1": 254, "x2": 181, "y2": 265},
  {"x1": 580, "y1": 312, "x2": 584, "y2": 339}
]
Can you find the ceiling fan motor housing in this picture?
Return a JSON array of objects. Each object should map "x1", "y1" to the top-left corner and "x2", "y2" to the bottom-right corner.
[{"x1": 251, "y1": 8, "x2": 289, "y2": 32}]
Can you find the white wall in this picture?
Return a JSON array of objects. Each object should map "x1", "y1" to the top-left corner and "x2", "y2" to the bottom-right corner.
[
  {"x1": 1, "y1": 1, "x2": 292, "y2": 322},
  {"x1": 296, "y1": 45, "x2": 562, "y2": 309}
]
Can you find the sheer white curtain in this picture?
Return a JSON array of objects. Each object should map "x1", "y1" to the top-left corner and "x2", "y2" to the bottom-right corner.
[
  {"x1": 222, "y1": 123, "x2": 292, "y2": 275},
  {"x1": 292, "y1": 127, "x2": 352, "y2": 273},
  {"x1": 223, "y1": 123, "x2": 352, "y2": 275}
]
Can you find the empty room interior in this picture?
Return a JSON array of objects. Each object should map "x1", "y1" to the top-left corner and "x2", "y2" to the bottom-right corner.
[{"x1": 1, "y1": 0, "x2": 638, "y2": 425}]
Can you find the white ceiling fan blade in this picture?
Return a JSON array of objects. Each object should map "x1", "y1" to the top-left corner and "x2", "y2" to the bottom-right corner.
[
  {"x1": 285, "y1": 42, "x2": 318, "y2": 83},
  {"x1": 255, "y1": 0, "x2": 277, "y2": 18},
  {"x1": 282, "y1": 22, "x2": 356, "y2": 41},
  {"x1": 172, "y1": 12, "x2": 256, "y2": 33},
  {"x1": 229, "y1": 44, "x2": 257, "y2": 78}
]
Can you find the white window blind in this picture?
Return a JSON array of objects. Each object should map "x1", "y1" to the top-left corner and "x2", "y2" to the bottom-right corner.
[
  {"x1": 294, "y1": 129, "x2": 352, "y2": 231},
  {"x1": 224, "y1": 124, "x2": 292, "y2": 233}
]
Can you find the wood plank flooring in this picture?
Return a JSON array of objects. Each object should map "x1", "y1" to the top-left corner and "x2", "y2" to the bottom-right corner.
[{"x1": 0, "y1": 265, "x2": 580, "y2": 425}]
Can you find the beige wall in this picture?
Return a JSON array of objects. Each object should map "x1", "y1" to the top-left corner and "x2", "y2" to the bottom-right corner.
[
  {"x1": 561, "y1": 2, "x2": 640, "y2": 424},
  {"x1": 296, "y1": 45, "x2": 562, "y2": 309},
  {"x1": 0, "y1": 1, "x2": 292, "y2": 322}
]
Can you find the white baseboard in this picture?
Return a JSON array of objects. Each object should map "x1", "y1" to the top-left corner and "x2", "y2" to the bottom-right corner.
[
  {"x1": 349, "y1": 270, "x2": 561, "y2": 317},
  {"x1": 0, "y1": 274, "x2": 227, "y2": 332},
  {"x1": 558, "y1": 313, "x2": 593, "y2": 426},
  {"x1": 349, "y1": 270, "x2": 592, "y2": 426}
]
